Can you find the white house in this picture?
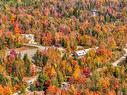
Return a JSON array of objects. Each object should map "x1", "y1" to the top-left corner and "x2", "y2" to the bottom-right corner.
[
  {"x1": 73, "y1": 47, "x2": 99, "y2": 57},
  {"x1": 74, "y1": 50, "x2": 86, "y2": 57},
  {"x1": 21, "y1": 34, "x2": 37, "y2": 45}
]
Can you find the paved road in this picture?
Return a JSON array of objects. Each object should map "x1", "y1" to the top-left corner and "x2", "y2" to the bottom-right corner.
[
  {"x1": 7, "y1": 44, "x2": 49, "y2": 60},
  {"x1": 16, "y1": 44, "x2": 65, "y2": 59},
  {"x1": 13, "y1": 44, "x2": 127, "y2": 95},
  {"x1": 112, "y1": 47, "x2": 127, "y2": 66}
]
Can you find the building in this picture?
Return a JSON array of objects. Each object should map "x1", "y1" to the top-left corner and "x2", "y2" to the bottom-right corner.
[
  {"x1": 73, "y1": 47, "x2": 99, "y2": 57},
  {"x1": 21, "y1": 34, "x2": 37, "y2": 45}
]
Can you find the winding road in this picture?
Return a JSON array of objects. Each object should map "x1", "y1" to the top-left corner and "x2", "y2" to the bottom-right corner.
[{"x1": 13, "y1": 44, "x2": 127, "y2": 95}]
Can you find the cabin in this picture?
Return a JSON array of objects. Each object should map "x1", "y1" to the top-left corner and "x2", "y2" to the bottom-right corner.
[
  {"x1": 73, "y1": 50, "x2": 87, "y2": 57},
  {"x1": 73, "y1": 47, "x2": 99, "y2": 57},
  {"x1": 21, "y1": 34, "x2": 37, "y2": 45}
]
